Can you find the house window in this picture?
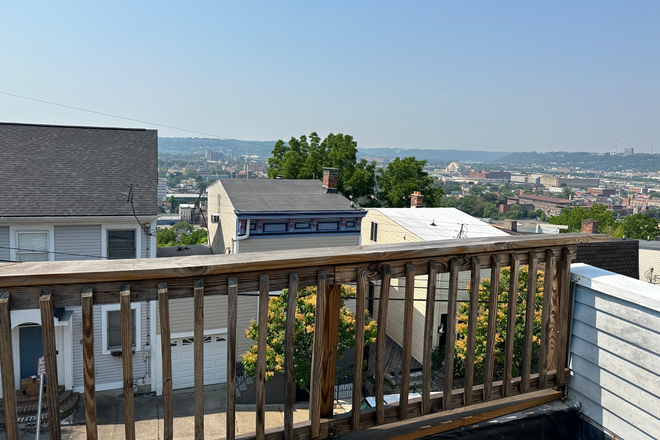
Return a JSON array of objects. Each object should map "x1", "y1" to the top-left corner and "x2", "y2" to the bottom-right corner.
[
  {"x1": 346, "y1": 221, "x2": 356, "y2": 228},
  {"x1": 318, "y1": 222, "x2": 339, "y2": 231},
  {"x1": 264, "y1": 223, "x2": 287, "y2": 233},
  {"x1": 16, "y1": 232, "x2": 49, "y2": 262},
  {"x1": 295, "y1": 222, "x2": 311, "y2": 229},
  {"x1": 101, "y1": 303, "x2": 141, "y2": 353},
  {"x1": 107, "y1": 230, "x2": 136, "y2": 259},
  {"x1": 370, "y1": 221, "x2": 378, "y2": 242}
]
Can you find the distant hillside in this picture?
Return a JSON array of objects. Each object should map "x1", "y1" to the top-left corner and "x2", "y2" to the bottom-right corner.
[
  {"x1": 357, "y1": 148, "x2": 513, "y2": 164},
  {"x1": 494, "y1": 151, "x2": 660, "y2": 172},
  {"x1": 159, "y1": 137, "x2": 276, "y2": 157}
]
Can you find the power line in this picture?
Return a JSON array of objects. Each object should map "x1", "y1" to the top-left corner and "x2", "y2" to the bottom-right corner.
[
  {"x1": 0, "y1": 245, "x2": 106, "y2": 260},
  {"x1": 0, "y1": 90, "x2": 274, "y2": 150}
]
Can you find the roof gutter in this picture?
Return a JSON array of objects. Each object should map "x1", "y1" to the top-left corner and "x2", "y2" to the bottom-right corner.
[{"x1": 231, "y1": 219, "x2": 250, "y2": 254}]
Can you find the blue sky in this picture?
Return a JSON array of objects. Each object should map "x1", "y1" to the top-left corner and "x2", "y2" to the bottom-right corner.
[{"x1": 1, "y1": 1, "x2": 658, "y2": 152}]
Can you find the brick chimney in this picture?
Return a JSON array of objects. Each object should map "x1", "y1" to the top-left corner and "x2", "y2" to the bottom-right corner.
[
  {"x1": 581, "y1": 219, "x2": 598, "y2": 234},
  {"x1": 411, "y1": 191, "x2": 424, "y2": 208},
  {"x1": 322, "y1": 168, "x2": 338, "y2": 193},
  {"x1": 504, "y1": 219, "x2": 518, "y2": 232}
]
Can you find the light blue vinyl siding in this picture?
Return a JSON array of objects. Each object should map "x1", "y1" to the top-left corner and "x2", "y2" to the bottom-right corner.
[
  {"x1": 0, "y1": 227, "x2": 9, "y2": 262},
  {"x1": 54, "y1": 225, "x2": 102, "y2": 261}
]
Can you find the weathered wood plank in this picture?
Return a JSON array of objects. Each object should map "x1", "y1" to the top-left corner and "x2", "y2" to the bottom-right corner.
[
  {"x1": 0, "y1": 235, "x2": 606, "y2": 291},
  {"x1": 375, "y1": 265, "x2": 392, "y2": 425},
  {"x1": 483, "y1": 255, "x2": 501, "y2": 401},
  {"x1": 39, "y1": 289, "x2": 61, "y2": 440},
  {"x1": 284, "y1": 273, "x2": 298, "y2": 440},
  {"x1": 310, "y1": 270, "x2": 327, "y2": 438},
  {"x1": 81, "y1": 287, "x2": 98, "y2": 439},
  {"x1": 257, "y1": 275, "x2": 270, "y2": 440},
  {"x1": 443, "y1": 258, "x2": 459, "y2": 411},
  {"x1": 321, "y1": 284, "x2": 342, "y2": 417},
  {"x1": 464, "y1": 257, "x2": 480, "y2": 406},
  {"x1": 158, "y1": 282, "x2": 174, "y2": 440},
  {"x1": 227, "y1": 277, "x2": 238, "y2": 440},
  {"x1": 352, "y1": 267, "x2": 367, "y2": 430},
  {"x1": 556, "y1": 247, "x2": 572, "y2": 386},
  {"x1": 0, "y1": 291, "x2": 18, "y2": 440},
  {"x1": 399, "y1": 263, "x2": 416, "y2": 419},
  {"x1": 194, "y1": 279, "x2": 204, "y2": 440},
  {"x1": 503, "y1": 254, "x2": 520, "y2": 397},
  {"x1": 421, "y1": 261, "x2": 437, "y2": 415},
  {"x1": 548, "y1": 249, "x2": 561, "y2": 372},
  {"x1": 120, "y1": 285, "x2": 135, "y2": 440},
  {"x1": 520, "y1": 251, "x2": 538, "y2": 394},
  {"x1": 538, "y1": 249, "x2": 555, "y2": 388}
]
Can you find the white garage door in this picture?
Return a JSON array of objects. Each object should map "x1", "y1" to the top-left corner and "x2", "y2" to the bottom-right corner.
[{"x1": 171, "y1": 334, "x2": 227, "y2": 390}]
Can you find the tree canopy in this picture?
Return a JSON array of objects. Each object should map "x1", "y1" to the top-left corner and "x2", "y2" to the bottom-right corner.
[
  {"x1": 376, "y1": 156, "x2": 444, "y2": 207},
  {"x1": 156, "y1": 223, "x2": 208, "y2": 247},
  {"x1": 612, "y1": 213, "x2": 660, "y2": 240},
  {"x1": 548, "y1": 204, "x2": 615, "y2": 233},
  {"x1": 242, "y1": 285, "x2": 377, "y2": 392}
]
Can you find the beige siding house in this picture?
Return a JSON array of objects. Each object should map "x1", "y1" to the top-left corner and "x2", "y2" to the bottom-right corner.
[
  {"x1": 639, "y1": 242, "x2": 660, "y2": 284},
  {"x1": 361, "y1": 206, "x2": 509, "y2": 364},
  {"x1": 154, "y1": 170, "x2": 367, "y2": 394}
]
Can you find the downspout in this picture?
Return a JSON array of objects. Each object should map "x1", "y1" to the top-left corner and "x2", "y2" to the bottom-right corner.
[{"x1": 231, "y1": 219, "x2": 251, "y2": 254}]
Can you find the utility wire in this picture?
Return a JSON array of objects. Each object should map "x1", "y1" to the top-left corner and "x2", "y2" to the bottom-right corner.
[
  {"x1": 0, "y1": 245, "x2": 106, "y2": 260},
  {"x1": 0, "y1": 90, "x2": 276, "y2": 150}
]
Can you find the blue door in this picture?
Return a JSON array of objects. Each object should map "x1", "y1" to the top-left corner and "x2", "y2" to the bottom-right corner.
[{"x1": 19, "y1": 326, "x2": 43, "y2": 379}]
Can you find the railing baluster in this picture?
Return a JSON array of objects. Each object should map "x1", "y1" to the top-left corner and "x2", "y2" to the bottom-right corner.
[
  {"x1": 539, "y1": 250, "x2": 555, "y2": 388},
  {"x1": 464, "y1": 257, "x2": 480, "y2": 406},
  {"x1": 483, "y1": 255, "x2": 501, "y2": 401},
  {"x1": 257, "y1": 274, "x2": 269, "y2": 440},
  {"x1": 556, "y1": 247, "x2": 572, "y2": 386},
  {"x1": 310, "y1": 270, "x2": 326, "y2": 438},
  {"x1": 194, "y1": 280, "x2": 204, "y2": 439},
  {"x1": 227, "y1": 277, "x2": 238, "y2": 440},
  {"x1": 39, "y1": 289, "x2": 61, "y2": 440},
  {"x1": 158, "y1": 282, "x2": 174, "y2": 440},
  {"x1": 0, "y1": 291, "x2": 19, "y2": 440},
  {"x1": 375, "y1": 264, "x2": 392, "y2": 425},
  {"x1": 503, "y1": 254, "x2": 520, "y2": 397},
  {"x1": 443, "y1": 258, "x2": 459, "y2": 410},
  {"x1": 352, "y1": 267, "x2": 367, "y2": 429},
  {"x1": 284, "y1": 273, "x2": 298, "y2": 440},
  {"x1": 120, "y1": 285, "x2": 135, "y2": 440},
  {"x1": 399, "y1": 262, "x2": 415, "y2": 419},
  {"x1": 422, "y1": 260, "x2": 438, "y2": 415},
  {"x1": 520, "y1": 251, "x2": 538, "y2": 393},
  {"x1": 81, "y1": 287, "x2": 98, "y2": 439}
]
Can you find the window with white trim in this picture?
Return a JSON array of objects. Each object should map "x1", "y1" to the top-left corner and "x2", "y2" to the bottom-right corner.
[
  {"x1": 16, "y1": 231, "x2": 49, "y2": 261},
  {"x1": 101, "y1": 303, "x2": 142, "y2": 353},
  {"x1": 107, "y1": 230, "x2": 136, "y2": 259}
]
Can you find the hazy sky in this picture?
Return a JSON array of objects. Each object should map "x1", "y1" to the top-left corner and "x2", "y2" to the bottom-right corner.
[{"x1": 1, "y1": 2, "x2": 658, "y2": 152}]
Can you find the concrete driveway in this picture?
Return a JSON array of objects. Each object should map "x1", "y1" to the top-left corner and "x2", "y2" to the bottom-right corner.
[{"x1": 2, "y1": 384, "x2": 311, "y2": 440}]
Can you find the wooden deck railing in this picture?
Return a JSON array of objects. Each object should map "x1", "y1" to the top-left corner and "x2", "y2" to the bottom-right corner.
[{"x1": 0, "y1": 233, "x2": 608, "y2": 440}]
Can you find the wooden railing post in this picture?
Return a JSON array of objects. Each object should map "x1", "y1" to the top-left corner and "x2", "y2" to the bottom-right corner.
[
  {"x1": 227, "y1": 277, "x2": 238, "y2": 440},
  {"x1": 556, "y1": 247, "x2": 572, "y2": 386},
  {"x1": 320, "y1": 284, "x2": 342, "y2": 417},
  {"x1": 539, "y1": 250, "x2": 555, "y2": 388},
  {"x1": 81, "y1": 287, "x2": 98, "y2": 439},
  {"x1": 158, "y1": 282, "x2": 174, "y2": 440},
  {"x1": 520, "y1": 251, "x2": 538, "y2": 393},
  {"x1": 483, "y1": 255, "x2": 501, "y2": 401},
  {"x1": 464, "y1": 257, "x2": 480, "y2": 406},
  {"x1": 443, "y1": 258, "x2": 459, "y2": 410},
  {"x1": 503, "y1": 254, "x2": 520, "y2": 397},
  {"x1": 256, "y1": 275, "x2": 270, "y2": 440},
  {"x1": 310, "y1": 270, "x2": 326, "y2": 438},
  {"x1": 40, "y1": 289, "x2": 61, "y2": 440},
  {"x1": 399, "y1": 263, "x2": 415, "y2": 419},
  {"x1": 284, "y1": 273, "x2": 299, "y2": 440},
  {"x1": 0, "y1": 291, "x2": 19, "y2": 440},
  {"x1": 120, "y1": 285, "x2": 135, "y2": 440},
  {"x1": 351, "y1": 267, "x2": 367, "y2": 430},
  {"x1": 375, "y1": 265, "x2": 392, "y2": 425},
  {"x1": 421, "y1": 261, "x2": 438, "y2": 415},
  {"x1": 194, "y1": 280, "x2": 205, "y2": 440}
]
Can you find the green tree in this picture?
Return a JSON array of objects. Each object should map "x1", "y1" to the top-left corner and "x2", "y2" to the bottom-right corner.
[
  {"x1": 615, "y1": 213, "x2": 660, "y2": 240},
  {"x1": 549, "y1": 204, "x2": 614, "y2": 233},
  {"x1": 376, "y1": 156, "x2": 443, "y2": 207},
  {"x1": 445, "y1": 266, "x2": 544, "y2": 381},
  {"x1": 558, "y1": 187, "x2": 574, "y2": 199},
  {"x1": 455, "y1": 195, "x2": 486, "y2": 217},
  {"x1": 242, "y1": 285, "x2": 377, "y2": 391},
  {"x1": 505, "y1": 205, "x2": 523, "y2": 219}
]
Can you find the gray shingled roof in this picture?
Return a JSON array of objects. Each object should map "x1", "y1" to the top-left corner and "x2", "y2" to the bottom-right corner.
[
  {"x1": 0, "y1": 122, "x2": 157, "y2": 217},
  {"x1": 218, "y1": 179, "x2": 354, "y2": 212}
]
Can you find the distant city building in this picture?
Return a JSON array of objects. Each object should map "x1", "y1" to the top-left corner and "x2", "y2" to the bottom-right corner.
[
  {"x1": 513, "y1": 193, "x2": 574, "y2": 216},
  {"x1": 444, "y1": 162, "x2": 469, "y2": 175},
  {"x1": 205, "y1": 149, "x2": 224, "y2": 161},
  {"x1": 469, "y1": 169, "x2": 511, "y2": 180},
  {"x1": 623, "y1": 147, "x2": 634, "y2": 156},
  {"x1": 179, "y1": 203, "x2": 194, "y2": 222},
  {"x1": 244, "y1": 163, "x2": 267, "y2": 174},
  {"x1": 510, "y1": 175, "x2": 540, "y2": 184},
  {"x1": 539, "y1": 176, "x2": 599, "y2": 188},
  {"x1": 158, "y1": 177, "x2": 167, "y2": 201}
]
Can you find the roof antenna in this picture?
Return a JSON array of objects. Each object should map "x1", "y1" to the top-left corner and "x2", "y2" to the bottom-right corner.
[
  {"x1": 430, "y1": 219, "x2": 437, "y2": 226},
  {"x1": 456, "y1": 223, "x2": 468, "y2": 238}
]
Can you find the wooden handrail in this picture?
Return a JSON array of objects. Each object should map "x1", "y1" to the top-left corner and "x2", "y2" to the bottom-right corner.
[{"x1": 0, "y1": 234, "x2": 607, "y2": 440}]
